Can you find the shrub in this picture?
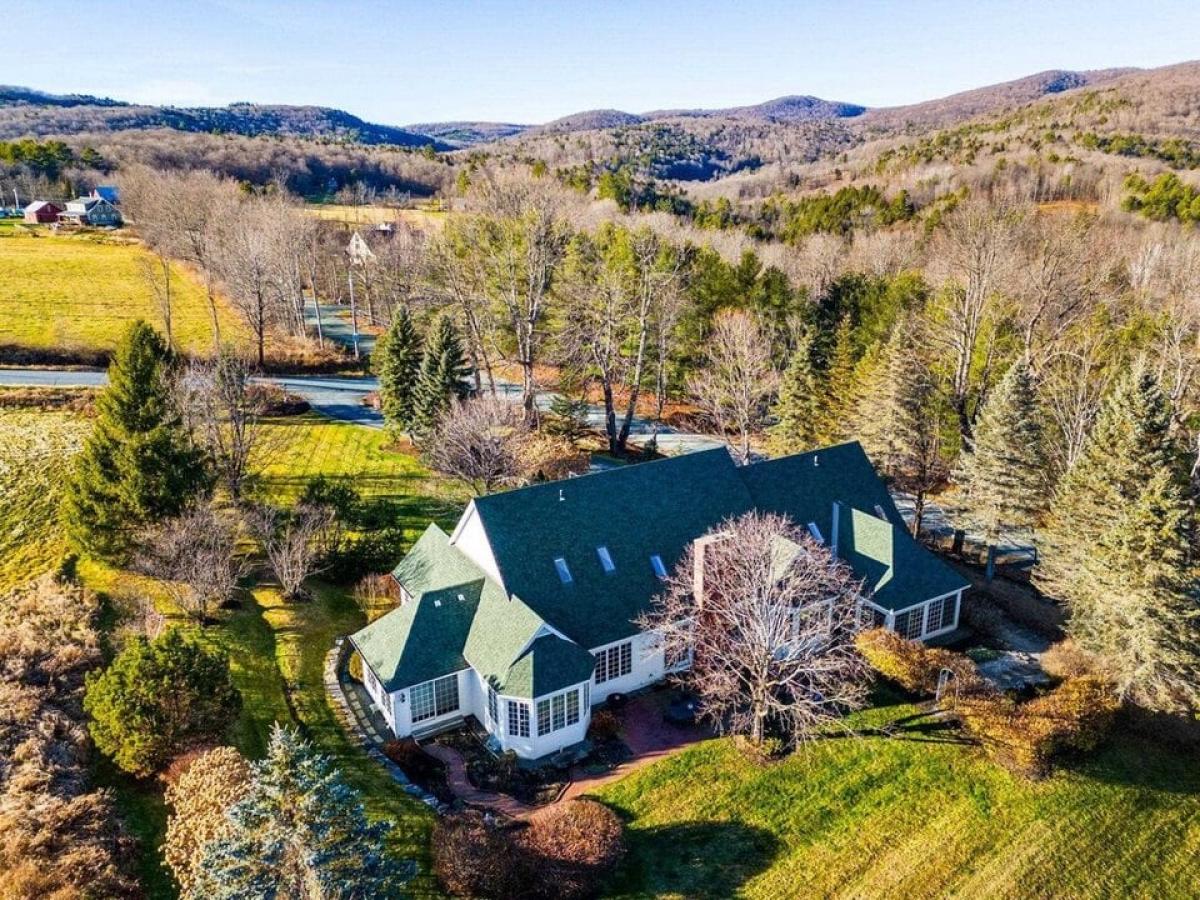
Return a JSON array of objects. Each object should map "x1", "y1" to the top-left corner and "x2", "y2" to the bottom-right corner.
[
  {"x1": 1041, "y1": 639, "x2": 1098, "y2": 680},
  {"x1": 433, "y1": 811, "x2": 522, "y2": 898},
  {"x1": 855, "y1": 628, "x2": 978, "y2": 695},
  {"x1": 0, "y1": 576, "x2": 138, "y2": 896},
  {"x1": 518, "y1": 799, "x2": 626, "y2": 899},
  {"x1": 958, "y1": 676, "x2": 1119, "y2": 777},
  {"x1": 163, "y1": 746, "x2": 252, "y2": 891},
  {"x1": 84, "y1": 627, "x2": 242, "y2": 777},
  {"x1": 587, "y1": 709, "x2": 621, "y2": 743}
]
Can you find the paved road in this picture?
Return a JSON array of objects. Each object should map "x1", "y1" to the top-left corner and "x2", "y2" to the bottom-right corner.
[{"x1": 0, "y1": 366, "x2": 726, "y2": 455}]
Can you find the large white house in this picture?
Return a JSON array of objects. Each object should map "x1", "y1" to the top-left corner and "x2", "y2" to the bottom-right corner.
[{"x1": 350, "y1": 442, "x2": 969, "y2": 761}]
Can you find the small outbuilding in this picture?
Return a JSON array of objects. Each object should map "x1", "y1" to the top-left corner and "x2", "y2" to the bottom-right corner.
[{"x1": 23, "y1": 200, "x2": 63, "y2": 223}]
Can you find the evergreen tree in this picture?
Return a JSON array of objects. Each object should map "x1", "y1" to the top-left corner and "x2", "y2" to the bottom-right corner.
[
  {"x1": 84, "y1": 628, "x2": 241, "y2": 777},
  {"x1": 412, "y1": 313, "x2": 472, "y2": 436},
  {"x1": 187, "y1": 724, "x2": 411, "y2": 900},
  {"x1": 854, "y1": 317, "x2": 943, "y2": 534},
  {"x1": 815, "y1": 314, "x2": 858, "y2": 444},
  {"x1": 64, "y1": 321, "x2": 210, "y2": 557},
  {"x1": 954, "y1": 357, "x2": 1048, "y2": 561},
  {"x1": 374, "y1": 305, "x2": 422, "y2": 436},
  {"x1": 1036, "y1": 362, "x2": 1200, "y2": 712},
  {"x1": 768, "y1": 333, "x2": 821, "y2": 454}
]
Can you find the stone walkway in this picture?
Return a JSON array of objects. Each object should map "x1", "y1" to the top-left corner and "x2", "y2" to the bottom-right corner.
[
  {"x1": 323, "y1": 638, "x2": 446, "y2": 812},
  {"x1": 422, "y1": 743, "x2": 535, "y2": 818}
]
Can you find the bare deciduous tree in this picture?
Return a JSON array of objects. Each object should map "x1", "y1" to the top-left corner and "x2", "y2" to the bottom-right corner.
[
  {"x1": 137, "y1": 503, "x2": 245, "y2": 623},
  {"x1": 178, "y1": 353, "x2": 277, "y2": 498},
  {"x1": 467, "y1": 173, "x2": 573, "y2": 415},
  {"x1": 423, "y1": 397, "x2": 530, "y2": 494},
  {"x1": 138, "y1": 250, "x2": 175, "y2": 351},
  {"x1": 250, "y1": 504, "x2": 335, "y2": 601},
  {"x1": 638, "y1": 511, "x2": 871, "y2": 748},
  {"x1": 688, "y1": 310, "x2": 777, "y2": 464},
  {"x1": 927, "y1": 198, "x2": 1024, "y2": 441}
]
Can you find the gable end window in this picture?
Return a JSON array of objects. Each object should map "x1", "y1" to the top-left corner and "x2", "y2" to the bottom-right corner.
[{"x1": 594, "y1": 641, "x2": 633, "y2": 684}]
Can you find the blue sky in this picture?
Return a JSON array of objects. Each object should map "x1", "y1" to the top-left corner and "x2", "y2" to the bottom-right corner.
[{"x1": 10, "y1": 1, "x2": 1200, "y2": 124}]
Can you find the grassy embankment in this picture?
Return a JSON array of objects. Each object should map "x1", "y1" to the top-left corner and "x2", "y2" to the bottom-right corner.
[
  {"x1": 0, "y1": 225, "x2": 250, "y2": 361},
  {"x1": 1, "y1": 406, "x2": 460, "y2": 897}
]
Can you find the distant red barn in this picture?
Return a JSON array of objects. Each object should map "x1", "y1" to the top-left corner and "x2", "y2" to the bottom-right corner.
[{"x1": 23, "y1": 200, "x2": 63, "y2": 223}]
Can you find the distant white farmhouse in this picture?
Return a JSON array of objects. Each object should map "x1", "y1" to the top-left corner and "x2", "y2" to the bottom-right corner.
[{"x1": 350, "y1": 443, "x2": 969, "y2": 761}]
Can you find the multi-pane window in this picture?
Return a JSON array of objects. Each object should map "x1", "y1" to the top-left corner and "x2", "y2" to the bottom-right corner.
[
  {"x1": 507, "y1": 699, "x2": 530, "y2": 738},
  {"x1": 536, "y1": 688, "x2": 583, "y2": 736},
  {"x1": 941, "y1": 594, "x2": 957, "y2": 630},
  {"x1": 895, "y1": 608, "x2": 924, "y2": 640},
  {"x1": 487, "y1": 686, "x2": 498, "y2": 724},
  {"x1": 583, "y1": 682, "x2": 590, "y2": 708},
  {"x1": 925, "y1": 598, "x2": 945, "y2": 634},
  {"x1": 411, "y1": 673, "x2": 459, "y2": 724},
  {"x1": 594, "y1": 641, "x2": 633, "y2": 684}
]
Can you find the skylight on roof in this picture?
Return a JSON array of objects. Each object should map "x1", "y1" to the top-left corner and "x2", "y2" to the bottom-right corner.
[
  {"x1": 554, "y1": 557, "x2": 573, "y2": 584},
  {"x1": 874, "y1": 504, "x2": 888, "y2": 521},
  {"x1": 807, "y1": 522, "x2": 825, "y2": 544},
  {"x1": 597, "y1": 546, "x2": 615, "y2": 573},
  {"x1": 650, "y1": 554, "x2": 668, "y2": 579}
]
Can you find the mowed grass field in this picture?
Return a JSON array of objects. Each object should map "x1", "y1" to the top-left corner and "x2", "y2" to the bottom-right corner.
[
  {"x1": 0, "y1": 226, "x2": 249, "y2": 357},
  {"x1": 598, "y1": 694, "x2": 1200, "y2": 899},
  {"x1": 0, "y1": 408, "x2": 90, "y2": 590}
]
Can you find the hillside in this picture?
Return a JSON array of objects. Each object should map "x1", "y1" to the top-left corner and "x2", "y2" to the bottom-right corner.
[
  {"x1": 0, "y1": 86, "x2": 448, "y2": 148},
  {"x1": 648, "y1": 94, "x2": 867, "y2": 122},
  {"x1": 860, "y1": 67, "x2": 1138, "y2": 131}
]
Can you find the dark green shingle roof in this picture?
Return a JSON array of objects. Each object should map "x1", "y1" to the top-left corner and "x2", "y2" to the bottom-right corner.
[
  {"x1": 355, "y1": 443, "x2": 967, "y2": 694},
  {"x1": 499, "y1": 634, "x2": 596, "y2": 698},
  {"x1": 836, "y1": 506, "x2": 968, "y2": 611},
  {"x1": 472, "y1": 448, "x2": 755, "y2": 648}
]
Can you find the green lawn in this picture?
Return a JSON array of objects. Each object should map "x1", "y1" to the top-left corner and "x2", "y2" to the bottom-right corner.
[
  {"x1": 0, "y1": 226, "x2": 249, "y2": 357},
  {"x1": 597, "y1": 693, "x2": 1200, "y2": 899}
]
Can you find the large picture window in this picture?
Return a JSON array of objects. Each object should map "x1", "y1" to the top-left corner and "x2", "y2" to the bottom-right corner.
[
  {"x1": 411, "y1": 674, "x2": 459, "y2": 724},
  {"x1": 594, "y1": 641, "x2": 633, "y2": 684},
  {"x1": 894, "y1": 608, "x2": 924, "y2": 640},
  {"x1": 507, "y1": 699, "x2": 530, "y2": 737},
  {"x1": 536, "y1": 687, "x2": 584, "y2": 736}
]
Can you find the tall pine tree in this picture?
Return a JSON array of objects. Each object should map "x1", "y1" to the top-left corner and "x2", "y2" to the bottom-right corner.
[
  {"x1": 412, "y1": 313, "x2": 472, "y2": 436},
  {"x1": 815, "y1": 314, "x2": 859, "y2": 445},
  {"x1": 187, "y1": 725, "x2": 411, "y2": 899},
  {"x1": 374, "y1": 305, "x2": 422, "y2": 436},
  {"x1": 64, "y1": 321, "x2": 210, "y2": 558},
  {"x1": 854, "y1": 316, "x2": 943, "y2": 534},
  {"x1": 954, "y1": 356, "x2": 1048, "y2": 572},
  {"x1": 768, "y1": 333, "x2": 821, "y2": 454},
  {"x1": 1036, "y1": 362, "x2": 1200, "y2": 712}
]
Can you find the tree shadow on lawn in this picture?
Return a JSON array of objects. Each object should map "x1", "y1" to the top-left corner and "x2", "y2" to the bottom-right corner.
[
  {"x1": 607, "y1": 819, "x2": 780, "y2": 899},
  {"x1": 1058, "y1": 730, "x2": 1200, "y2": 795}
]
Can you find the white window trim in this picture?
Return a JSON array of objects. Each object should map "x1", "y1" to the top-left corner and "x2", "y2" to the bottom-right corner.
[{"x1": 886, "y1": 590, "x2": 963, "y2": 641}]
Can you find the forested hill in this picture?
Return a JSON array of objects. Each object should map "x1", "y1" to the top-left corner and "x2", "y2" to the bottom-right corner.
[{"x1": 0, "y1": 86, "x2": 448, "y2": 149}]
